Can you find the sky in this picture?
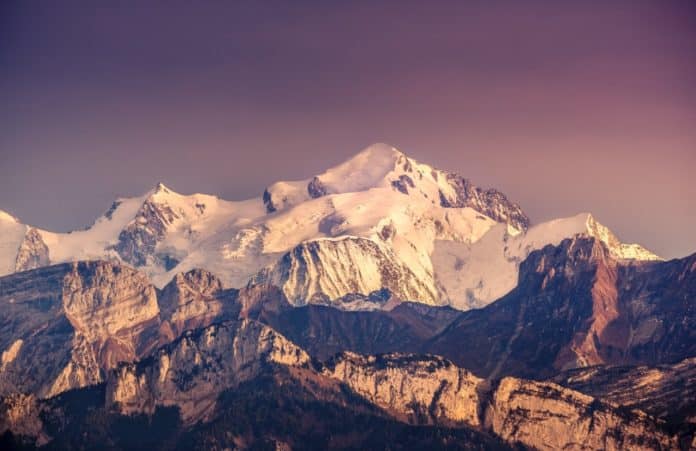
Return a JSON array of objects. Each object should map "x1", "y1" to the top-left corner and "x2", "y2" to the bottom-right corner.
[{"x1": 1, "y1": 1, "x2": 695, "y2": 258}]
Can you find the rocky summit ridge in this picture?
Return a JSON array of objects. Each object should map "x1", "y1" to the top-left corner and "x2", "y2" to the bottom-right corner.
[
  {"x1": 0, "y1": 144, "x2": 661, "y2": 313},
  {"x1": 0, "y1": 143, "x2": 691, "y2": 450}
]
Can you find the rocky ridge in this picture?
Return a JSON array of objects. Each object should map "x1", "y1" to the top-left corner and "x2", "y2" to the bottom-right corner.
[
  {"x1": 4, "y1": 319, "x2": 677, "y2": 450},
  {"x1": 425, "y1": 236, "x2": 696, "y2": 379},
  {"x1": 0, "y1": 261, "x2": 162, "y2": 398},
  {"x1": 552, "y1": 357, "x2": 696, "y2": 446},
  {"x1": 0, "y1": 144, "x2": 663, "y2": 313},
  {"x1": 249, "y1": 236, "x2": 443, "y2": 309},
  {"x1": 14, "y1": 228, "x2": 50, "y2": 272}
]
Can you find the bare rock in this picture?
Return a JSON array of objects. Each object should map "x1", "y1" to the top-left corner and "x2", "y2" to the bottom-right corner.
[
  {"x1": 485, "y1": 377, "x2": 676, "y2": 450},
  {"x1": 249, "y1": 237, "x2": 442, "y2": 308},
  {"x1": 438, "y1": 173, "x2": 529, "y2": 231},
  {"x1": 307, "y1": 176, "x2": 328, "y2": 198},
  {"x1": 106, "y1": 320, "x2": 310, "y2": 424},
  {"x1": 324, "y1": 352, "x2": 484, "y2": 427},
  {"x1": 0, "y1": 261, "x2": 162, "y2": 398},
  {"x1": 158, "y1": 269, "x2": 234, "y2": 336},
  {"x1": 14, "y1": 228, "x2": 49, "y2": 272}
]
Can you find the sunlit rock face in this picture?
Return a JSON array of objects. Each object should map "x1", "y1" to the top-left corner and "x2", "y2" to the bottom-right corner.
[
  {"x1": 14, "y1": 227, "x2": 50, "y2": 272},
  {"x1": 485, "y1": 377, "x2": 676, "y2": 451},
  {"x1": 0, "y1": 393, "x2": 49, "y2": 446},
  {"x1": 437, "y1": 172, "x2": 529, "y2": 232},
  {"x1": 106, "y1": 320, "x2": 310, "y2": 424},
  {"x1": 249, "y1": 237, "x2": 443, "y2": 309},
  {"x1": 323, "y1": 352, "x2": 484, "y2": 427},
  {"x1": 425, "y1": 236, "x2": 696, "y2": 380},
  {"x1": 0, "y1": 261, "x2": 162, "y2": 398},
  {"x1": 551, "y1": 357, "x2": 696, "y2": 443},
  {"x1": 158, "y1": 268, "x2": 237, "y2": 337},
  {"x1": 104, "y1": 321, "x2": 676, "y2": 451},
  {"x1": 0, "y1": 312, "x2": 683, "y2": 450}
]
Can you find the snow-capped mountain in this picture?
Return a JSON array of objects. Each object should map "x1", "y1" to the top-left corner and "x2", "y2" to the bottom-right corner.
[
  {"x1": 0, "y1": 143, "x2": 660, "y2": 311},
  {"x1": 433, "y1": 212, "x2": 661, "y2": 310}
]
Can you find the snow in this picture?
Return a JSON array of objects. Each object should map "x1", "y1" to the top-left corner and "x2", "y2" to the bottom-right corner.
[
  {"x1": 434, "y1": 212, "x2": 662, "y2": 310},
  {"x1": 40, "y1": 191, "x2": 151, "y2": 263},
  {"x1": 0, "y1": 144, "x2": 664, "y2": 312},
  {"x1": 0, "y1": 210, "x2": 27, "y2": 274},
  {"x1": 263, "y1": 143, "x2": 403, "y2": 212}
]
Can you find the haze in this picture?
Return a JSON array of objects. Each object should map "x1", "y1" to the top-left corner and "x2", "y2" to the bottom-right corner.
[{"x1": 1, "y1": 1, "x2": 694, "y2": 258}]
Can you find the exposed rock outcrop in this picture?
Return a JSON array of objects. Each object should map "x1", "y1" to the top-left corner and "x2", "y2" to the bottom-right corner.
[
  {"x1": 438, "y1": 173, "x2": 529, "y2": 231},
  {"x1": 0, "y1": 315, "x2": 679, "y2": 450},
  {"x1": 158, "y1": 269, "x2": 236, "y2": 337},
  {"x1": 425, "y1": 237, "x2": 696, "y2": 379},
  {"x1": 486, "y1": 377, "x2": 676, "y2": 450},
  {"x1": 14, "y1": 227, "x2": 50, "y2": 272},
  {"x1": 307, "y1": 176, "x2": 328, "y2": 198},
  {"x1": 552, "y1": 357, "x2": 696, "y2": 446},
  {"x1": 102, "y1": 321, "x2": 677, "y2": 450},
  {"x1": 113, "y1": 193, "x2": 180, "y2": 267},
  {"x1": 0, "y1": 393, "x2": 48, "y2": 445},
  {"x1": 0, "y1": 261, "x2": 162, "y2": 398},
  {"x1": 106, "y1": 320, "x2": 310, "y2": 424},
  {"x1": 249, "y1": 237, "x2": 443, "y2": 308},
  {"x1": 324, "y1": 352, "x2": 484, "y2": 427}
]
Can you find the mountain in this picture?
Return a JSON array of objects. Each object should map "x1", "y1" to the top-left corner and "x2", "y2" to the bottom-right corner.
[
  {"x1": 433, "y1": 212, "x2": 660, "y2": 310},
  {"x1": 0, "y1": 319, "x2": 678, "y2": 450},
  {"x1": 0, "y1": 261, "x2": 162, "y2": 398},
  {"x1": 263, "y1": 143, "x2": 529, "y2": 230},
  {"x1": 552, "y1": 357, "x2": 696, "y2": 444},
  {"x1": 0, "y1": 248, "x2": 692, "y2": 448},
  {"x1": 0, "y1": 142, "x2": 690, "y2": 449},
  {"x1": 0, "y1": 144, "x2": 660, "y2": 313},
  {"x1": 425, "y1": 236, "x2": 696, "y2": 379}
]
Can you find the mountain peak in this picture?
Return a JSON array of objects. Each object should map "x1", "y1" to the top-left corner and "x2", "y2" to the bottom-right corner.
[
  {"x1": 151, "y1": 181, "x2": 175, "y2": 196},
  {"x1": 583, "y1": 213, "x2": 662, "y2": 261},
  {"x1": 320, "y1": 143, "x2": 408, "y2": 187},
  {"x1": 348, "y1": 142, "x2": 405, "y2": 164}
]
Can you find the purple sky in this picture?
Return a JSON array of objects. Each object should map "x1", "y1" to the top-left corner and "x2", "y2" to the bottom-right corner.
[{"x1": 1, "y1": 1, "x2": 695, "y2": 258}]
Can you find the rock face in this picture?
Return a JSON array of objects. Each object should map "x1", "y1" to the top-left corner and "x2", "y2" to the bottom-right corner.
[
  {"x1": 158, "y1": 269, "x2": 236, "y2": 337},
  {"x1": 249, "y1": 237, "x2": 443, "y2": 308},
  {"x1": 438, "y1": 173, "x2": 529, "y2": 232},
  {"x1": 244, "y1": 293, "x2": 459, "y2": 360},
  {"x1": 14, "y1": 227, "x2": 50, "y2": 272},
  {"x1": 552, "y1": 357, "x2": 696, "y2": 443},
  {"x1": 0, "y1": 313, "x2": 680, "y2": 450},
  {"x1": 425, "y1": 237, "x2": 696, "y2": 379},
  {"x1": 585, "y1": 214, "x2": 660, "y2": 261},
  {"x1": 113, "y1": 186, "x2": 181, "y2": 268},
  {"x1": 324, "y1": 352, "x2": 484, "y2": 427},
  {"x1": 306, "y1": 176, "x2": 328, "y2": 198},
  {"x1": 0, "y1": 145, "x2": 662, "y2": 319},
  {"x1": 106, "y1": 320, "x2": 310, "y2": 424},
  {"x1": 324, "y1": 351, "x2": 675, "y2": 450},
  {"x1": 0, "y1": 261, "x2": 162, "y2": 398},
  {"x1": 485, "y1": 377, "x2": 676, "y2": 451},
  {"x1": 101, "y1": 322, "x2": 681, "y2": 450}
]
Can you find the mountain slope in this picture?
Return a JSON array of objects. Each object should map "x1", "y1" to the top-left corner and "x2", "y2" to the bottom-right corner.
[
  {"x1": 552, "y1": 358, "x2": 696, "y2": 444},
  {"x1": 249, "y1": 236, "x2": 443, "y2": 308},
  {"x1": 433, "y1": 212, "x2": 661, "y2": 310},
  {"x1": 263, "y1": 143, "x2": 529, "y2": 231},
  {"x1": 0, "y1": 144, "x2": 662, "y2": 313},
  {"x1": 0, "y1": 319, "x2": 677, "y2": 450},
  {"x1": 425, "y1": 237, "x2": 695, "y2": 379},
  {"x1": 0, "y1": 261, "x2": 162, "y2": 398}
]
